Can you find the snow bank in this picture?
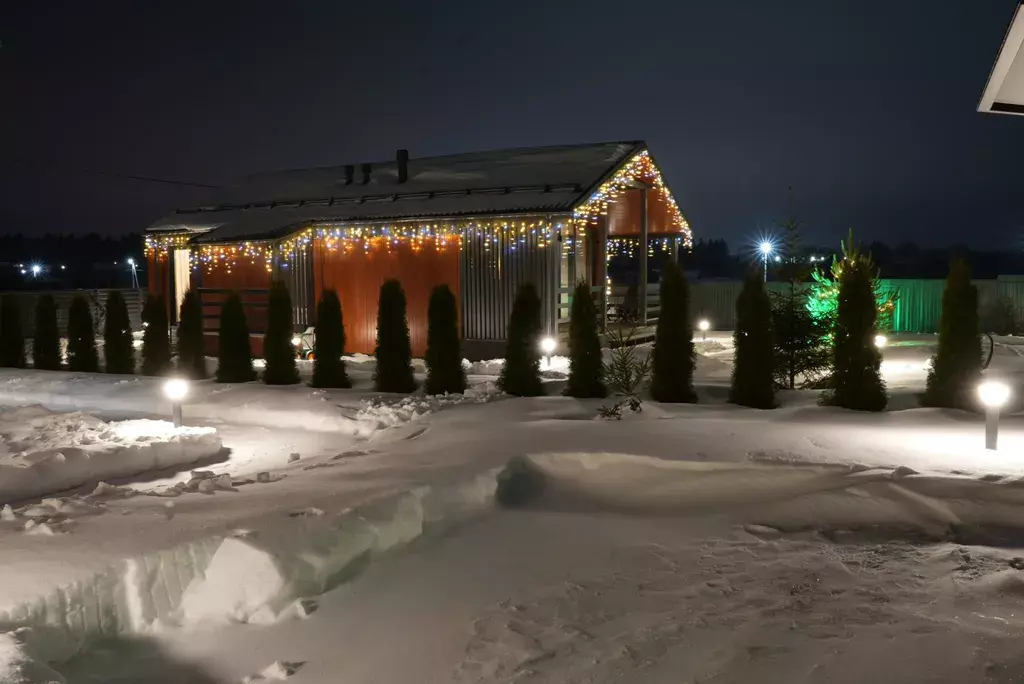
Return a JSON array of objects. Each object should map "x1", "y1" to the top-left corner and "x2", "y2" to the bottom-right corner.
[
  {"x1": 355, "y1": 388, "x2": 499, "y2": 428},
  {"x1": 0, "y1": 631, "x2": 65, "y2": 684},
  {"x1": 0, "y1": 470, "x2": 498, "y2": 666},
  {"x1": 0, "y1": 407, "x2": 222, "y2": 504}
]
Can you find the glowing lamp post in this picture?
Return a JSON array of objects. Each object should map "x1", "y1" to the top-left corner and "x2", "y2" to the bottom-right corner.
[
  {"x1": 874, "y1": 334, "x2": 887, "y2": 348},
  {"x1": 977, "y1": 379, "x2": 1011, "y2": 451},
  {"x1": 163, "y1": 378, "x2": 189, "y2": 428},
  {"x1": 540, "y1": 336, "x2": 557, "y2": 368},
  {"x1": 698, "y1": 318, "x2": 710, "y2": 341},
  {"x1": 759, "y1": 242, "x2": 773, "y2": 282}
]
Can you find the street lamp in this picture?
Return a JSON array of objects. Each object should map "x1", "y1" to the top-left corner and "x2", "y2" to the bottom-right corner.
[
  {"x1": 698, "y1": 318, "x2": 710, "y2": 341},
  {"x1": 759, "y1": 242, "x2": 773, "y2": 282},
  {"x1": 978, "y1": 379, "x2": 1011, "y2": 450},
  {"x1": 163, "y1": 378, "x2": 189, "y2": 428},
  {"x1": 874, "y1": 334, "x2": 887, "y2": 348},
  {"x1": 540, "y1": 336, "x2": 557, "y2": 368}
]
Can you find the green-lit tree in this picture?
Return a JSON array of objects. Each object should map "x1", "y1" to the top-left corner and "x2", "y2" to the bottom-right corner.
[
  {"x1": 103, "y1": 291, "x2": 134, "y2": 374},
  {"x1": 826, "y1": 243, "x2": 887, "y2": 411},
  {"x1": 263, "y1": 280, "x2": 299, "y2": 385},
  {"x1": 374, "y1": 279, "x2": 416, "y2": 393},
  {"x1": 565, "y1": 280, "x2": 606, "y2": 398},
  {"x1": 32, "y1": 295, "x2": 61, "y2": 370},
  {"x1": 140, "y1": 295, "x2": 171, "y2": 376},
  {"x1": 176, "y1": 289, "x2": 207, "y2": 379},
  {"x1": 0, "y1": 297, "x2": 26, "y2": 368},
  {"x1": 424, "y1": 284, "x2": 466, "y2": 395},
  {"x1": 66, "y1": 296, "x2": 99, "y2": 373},
  {"x1": 923, "y1": 259, "x2": 981, "y2": 409},
  {"x1": 498, "y1": 282, "x2": 544, "y2": 397},
  {"x1": 650, "y1": 261, "x2": 696, "y2": 403},
  {"x1": 808, "y1": 230, "x2": 899, "y2": 336},
  {"x1": 310, "y1": 289, "x2": 351, "y2": 389},
  {"x1": 730, "y1": 271, "x2": 775, "y2": 408},
  {"x1": 215, "y1": 292, "x2": 255, "y2": 383}
]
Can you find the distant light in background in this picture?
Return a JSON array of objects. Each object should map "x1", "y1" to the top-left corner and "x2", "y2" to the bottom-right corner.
[
  {"x1": 30, "y1": 264, "x2": 42, "y2": 276},
  {"x1": 874, "y1": 334, "x2": 887, "y2": 348}
]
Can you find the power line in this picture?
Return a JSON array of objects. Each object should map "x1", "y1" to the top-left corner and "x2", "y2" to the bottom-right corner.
[{"x1": 5, "y1": 158, "x2": 224, "y2": 189}]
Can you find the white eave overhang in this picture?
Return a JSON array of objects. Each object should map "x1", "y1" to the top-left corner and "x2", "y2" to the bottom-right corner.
[{"x1": 980, "y1": 1, "x2": 1024, "y2": 115}]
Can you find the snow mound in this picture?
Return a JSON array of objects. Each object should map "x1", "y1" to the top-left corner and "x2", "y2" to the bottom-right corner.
[
  {"x1": 464, "y1": 356, "x2": 569, "y2": 378},
  {"x1": 0, "y1": 406, "x2": 222, "y2": 504},
  {"x1": 356, "y1": 388, "x2": 499, "y2": 428},
  {"x1": 0, "y1": 631, "x2": 65, "y2": 684}
]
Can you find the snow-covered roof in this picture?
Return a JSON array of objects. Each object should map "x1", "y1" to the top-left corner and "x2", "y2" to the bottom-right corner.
[
  {"x1": 146, "y1": 141, "x2": 648, "y2": 243},
  {"x1": 979, "y1": 1, "x2": 1024, "y2": 115}
]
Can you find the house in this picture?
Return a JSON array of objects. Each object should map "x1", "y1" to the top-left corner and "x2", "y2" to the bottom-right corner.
[
  {"x1": 144, "y1": 141, "x2": 691, "y2": 359},
  {"x1": 979, "y1": 1, "x2": 1024, "y2": 115}
]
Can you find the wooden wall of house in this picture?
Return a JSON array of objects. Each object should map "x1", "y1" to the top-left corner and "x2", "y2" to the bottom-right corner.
[
  {"x1": 197, "y1": 258, "x2": 272, "y2": 358},
  {"x1": 606, "y1": 186, "x2": 680, "y2": 236},
  {"x1": 146, "y1": 252, "x2": 172, "y2": 316},
  {"x1": 313, "y1": 240, "x2": 460, "y2": 357}
]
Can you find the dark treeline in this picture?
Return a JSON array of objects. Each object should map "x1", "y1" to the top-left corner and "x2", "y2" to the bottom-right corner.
[
  {"x1": 681, "y1": 238, "x2": 1024, "y2": 280},
  {"x1": 0, "y1": 233, "x2": 143, "y2": 290}
]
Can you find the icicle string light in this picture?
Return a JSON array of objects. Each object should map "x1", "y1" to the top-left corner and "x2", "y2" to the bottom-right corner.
[
  {"x1": 144, "y1": 233, "x2": 192, "y2": 260},
  {"x1": 195, "y1": 242, "x2": 275, "y2": 274},
  {"x1": 276, "y1": 218, "x2": 560, "y2": 258},
  {"x1": 605, "y1": 237, "x2": 679, "y2": 260},
  {"x1": 571, "y1": 150, "x2": 692, "y2": 248}
]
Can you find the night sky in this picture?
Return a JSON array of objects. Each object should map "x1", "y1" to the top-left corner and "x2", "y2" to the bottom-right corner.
[{"x1": 2, "y1": 0, "x2": 1023, "y2": 249}]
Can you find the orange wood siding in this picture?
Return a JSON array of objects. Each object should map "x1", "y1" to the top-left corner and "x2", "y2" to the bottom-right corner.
[
  {"x1": 606, "y1": 186, "x2": 681, "y2": 236},
  {"x1": 146, "y1": 252, "x2": 172, "y2": 313},
  {"x1": 198, "y1": 259, "x2": 272, "y2": 335},
  {"x1": 313, "y1": 240, "x2": 460, "y2": 356}
]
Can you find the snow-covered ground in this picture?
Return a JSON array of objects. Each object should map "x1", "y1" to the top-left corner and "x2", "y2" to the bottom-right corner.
[
  {"x1": 56, "y1": 454, "x2": 1024, "y2": 683},
  {"x1": 6, "y1": 334, "x2": 1024, "y2": 682}
]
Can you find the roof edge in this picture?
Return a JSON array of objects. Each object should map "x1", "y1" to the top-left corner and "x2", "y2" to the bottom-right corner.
[{"x1": 979, "y1": 1, "x2": 1024, "y2": 114}]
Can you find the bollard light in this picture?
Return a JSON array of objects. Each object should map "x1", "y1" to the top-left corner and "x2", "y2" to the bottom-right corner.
[
  {"x1": 874, "y1": 334, "x2": 887, "y2": 348},
  {"x1": 698, "y1": 319, "x2": 710, "y2": 341},
  {"x1": 291, "y1": 335, "x2": 301, "y2": 347},
  {"x1": 978, "y1": 379, "x2": 1011, "y2": 451},
  {"x1": 540, "y1": 336, "x2": 556, "y2": 368},
  {"x1": 163, "y1": 378, "x2": 189, "y2": 428}
]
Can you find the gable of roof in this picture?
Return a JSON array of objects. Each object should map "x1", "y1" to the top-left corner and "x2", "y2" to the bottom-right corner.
[{"x1": 148, "y1": 141, "x2": 648, "y2": 243}]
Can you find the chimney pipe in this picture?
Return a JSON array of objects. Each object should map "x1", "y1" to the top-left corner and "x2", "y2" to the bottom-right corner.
[
  {"x1": 343, "y1": 164, "x2": 354, "y2": 185},
  {"x1": 361, "y1": 162, "x2": 372, "y2": 185},
  {"x1": 396, "y1": 149, "x2": 409, "y2": 183}
]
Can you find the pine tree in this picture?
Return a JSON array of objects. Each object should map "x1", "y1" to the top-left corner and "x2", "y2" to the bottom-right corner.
[
  {"x1": 373, "y1": 279, "x2": 416, "y2": 393},
  {"x1": 140, "y1": 294, "x2": 171, "y2": 376},
  {"x1": 770, "y1": 197, "x2": 830, "y2": 388},
  {"x1": 103, "y1": 291, "x2": 134, "y2": 374},
  {"x1": 0, "y1": 296, "x2": 26, "y2": 368},
  {"x1": 650, "y1": 261, "x2": 696, "y2": 403},
  {"x1": 32, "y1": 295, "x2": 61, "y2": 370},
  {"x1": 565, "y1": 280, "x2": 606, "y2": 398},
  {"x1": 176, "y1": 288, "x2": 207, "y2": 379},
  {"x1": 66, "y1": 296, "x2": 99, "y2": 373},
  {"x1": 310, "y1": 289, "x2": 351, "y2": 389},
  {"x1": 215, "y1": 292, "x2": 256, "y2": 383},
  {"x1": 730, "y1": 271, "x2": 775, "y2": 408},
  {"x1": 923, "y1": 259, "x2": 981, "y2": 409},
  {"x1": 827, "y1": 245, "x2": 887, "y2": 411},
  {"x1": 263, "y1": 280, "x2": 299, "y2": 385},
  {"x1": 424, "y1": 284, "x2": 466, "y2": 395},
  {"x1": 498, "y1": 282, "x2": 544, "y2": 397}
]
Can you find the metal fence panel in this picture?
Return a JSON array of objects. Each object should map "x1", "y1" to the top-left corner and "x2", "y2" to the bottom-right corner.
[
  {"x1": 461, "y1": 228, "x2": 557, "y2": 341},
  {"x1": 0, "y1": 288, "x2": 146, "y2": 338}
]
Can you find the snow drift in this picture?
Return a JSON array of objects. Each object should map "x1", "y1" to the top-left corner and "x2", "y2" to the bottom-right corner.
[{"x1": 0, "y1": 406, "x2": 221, "y2": 504}]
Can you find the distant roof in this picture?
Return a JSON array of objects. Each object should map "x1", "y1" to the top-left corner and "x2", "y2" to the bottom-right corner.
[
  {"x1": 979, "y1": 1, "x2": 1024, "y2": 115},
  {"x1": 147, "y1": 141, "x2": 648, "y2": 243}
]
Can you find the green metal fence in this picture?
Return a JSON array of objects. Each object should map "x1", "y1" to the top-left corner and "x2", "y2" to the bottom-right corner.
[{"x1": 690, "y1": 277, "x2": 1024, "y2": 334}]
